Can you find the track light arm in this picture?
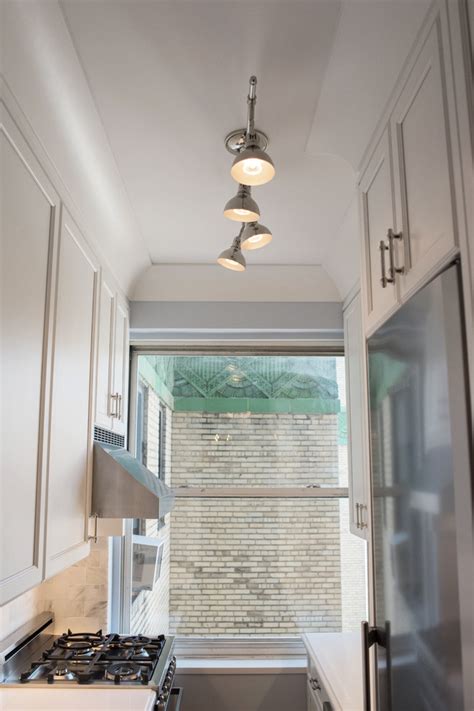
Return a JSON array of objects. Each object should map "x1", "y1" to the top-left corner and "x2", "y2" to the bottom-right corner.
[
  {"x1": 246, "y1": 75, "x2": 257, "y2": 141},
  {"x1": 235, "y1": 222, "x2": 246, "y2": 247}
]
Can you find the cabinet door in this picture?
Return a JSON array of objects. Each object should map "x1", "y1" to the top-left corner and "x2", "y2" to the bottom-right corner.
[
  {"x1": 95, "y1": 276, "x2": 115, "y2": 430},
  {"x1": 45, "y1": 209, "x2": 98, "y2": 578},
  {"x1": 0, "y1": 105, "x2": 59, "y2": 603},
  {"x1": 344, "y1": 292, "x2": 369, "y2": 539},
  {"x1": 112, "y1": 298, "x2": 129, "y2": 436},
  {"x1": 359, "y1": 129, "x2": 399, "y2": 334},
  {"x1": 391, "y1": 21, "x2": 458, "y2": 299}
]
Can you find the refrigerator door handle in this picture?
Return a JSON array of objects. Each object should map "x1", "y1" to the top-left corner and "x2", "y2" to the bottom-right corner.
[
  {"x1": 361, "y1": 621, "x2": 392, "y2": 711},
  {"x1": 361, "y1": 621, "x2": 372, "y2": 711}
]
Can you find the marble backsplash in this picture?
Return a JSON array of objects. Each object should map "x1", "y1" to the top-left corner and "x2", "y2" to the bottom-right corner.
[{"x1": 0, "y1": 538, "x2": 109, "y2": 641}]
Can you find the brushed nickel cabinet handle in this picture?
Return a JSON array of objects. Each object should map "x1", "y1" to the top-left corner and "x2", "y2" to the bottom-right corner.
[
  {"x1": 110, "y1": 393, "x2": 117, "y2": 418},
  {"x1": 356, "y1": 502, "x2": 361, "y2": 529},
  {"x1": 359, "y1": 504, "x2": 368, "y2": 529},
  {"x1": 387, "y1": 229, "x2": 404, "y2": 281},
  {"x1": 110, "y1": 392, "x2": 121, "y2": 418},
  {"x1": 379, "y1": 240, "x2": 392, "y2": 288}
]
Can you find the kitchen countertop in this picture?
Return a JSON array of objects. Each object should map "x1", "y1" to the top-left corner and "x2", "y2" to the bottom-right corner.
[
  {"x1": 302, "y1": 632, "x2": 363, "y2": 711},
  {"x1": 0, "y1": 687, "x2": 157, "y2": 710}
]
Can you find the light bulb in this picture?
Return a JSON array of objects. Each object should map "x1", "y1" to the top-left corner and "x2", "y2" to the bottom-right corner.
[
  {"x1": 248, "y1": 234, "x2": 263, "y2": 244},
  {"x1": 234, "y1": 208, "x2": 250, "y2": 216},
  {"x1": 231, "y1": 146, "x2": 275, "y2": 186},
  {"x1": 242, "y1": 158, "x2": 264, "y2": 176}
]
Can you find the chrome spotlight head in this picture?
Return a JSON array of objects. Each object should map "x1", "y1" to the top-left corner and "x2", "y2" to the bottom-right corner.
[
  {"x1": 241, "y1": 222, "x2": 273, "y2": 250},
  {"x1": 217, "y1": 229, "x2": 247, "y2": 271},
  {"x1": 231, "y1": 145, "x2": 275, "y2": 186},
  {"x1": 223, "y1": 185, "x2": 260, "y2": 223}
]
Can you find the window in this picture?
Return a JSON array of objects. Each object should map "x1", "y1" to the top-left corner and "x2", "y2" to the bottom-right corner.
[{"x1": 119, "y1": 351, "x2": 367, "y2": 637}]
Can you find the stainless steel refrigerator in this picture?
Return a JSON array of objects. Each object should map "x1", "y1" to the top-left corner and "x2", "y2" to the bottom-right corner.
[{"x1": 363, "y1": 262, "x2": 473, "y2": 711}]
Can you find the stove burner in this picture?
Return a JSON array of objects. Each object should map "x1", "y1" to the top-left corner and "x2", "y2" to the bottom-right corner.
[
  {"x1": 121, "y1": 635, "x2": 152, "y2": 649},
  {"x1": 54, "y1": 663, "x2": 69, "y2": 677},
  {"x1": 106, "y1": 662, "x2": 141, "y2": 683},
  {"x1": 57, "y1": 630, "x2": 105, "y2": 652}
]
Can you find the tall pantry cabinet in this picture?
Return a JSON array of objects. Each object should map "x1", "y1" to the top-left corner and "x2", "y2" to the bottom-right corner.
[{"x1": 0, "y1": 96, "x2": 130, "y2": 605}]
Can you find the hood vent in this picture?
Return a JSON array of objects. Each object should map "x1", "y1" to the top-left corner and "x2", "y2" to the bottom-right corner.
[{"x1": 92, "y1": 443, "x2": 175, "y2": 519}]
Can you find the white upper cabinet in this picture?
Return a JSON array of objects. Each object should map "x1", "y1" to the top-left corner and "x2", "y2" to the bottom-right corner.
[
  {"x1": 343, "y1": 291, "x2": 369, "y2": 540},
  {"x1": 95, "y1": 275, "x2": 129, "y2": 437},
  {"x1": 44, "y1": 209, "x2": 99, "y2": 578},
  {"x1": 0, "y1": 104, "x2": 59, "y2": 604},
  {"x1": 359, "y1": 128, "x2": 399, "y2": 333},
  {"x1": 1, "y1": 94, "x2": 131, "y2": 601},
  {"x1": 359, "y1": 12, "x2": 464, "y2": 334},
  {"x1": 391, "y1": 20, "x2": 458, "y2": 300}
]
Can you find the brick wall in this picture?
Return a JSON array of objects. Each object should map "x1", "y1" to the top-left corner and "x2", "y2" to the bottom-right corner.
[
  {"x1": 169, "y1": 411, "x2": 344, "y2": 636},
  {"x1": 170, "y1": 411, "x2": 340, "y2": 487}
]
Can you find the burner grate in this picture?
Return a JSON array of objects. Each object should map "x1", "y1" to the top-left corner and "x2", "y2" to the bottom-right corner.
[{"x1": 19, "y1": 632, "x2": 166, "y2": 686}]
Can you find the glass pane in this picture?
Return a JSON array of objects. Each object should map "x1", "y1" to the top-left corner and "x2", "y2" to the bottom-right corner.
[
  {"x1": 165, "y1": 498, "x2": 365, "y2": 636},
  {"x1": 128, "y1": 353, "x2": 366, "y2": 638},
  {"x1": 137, "y1": 354, "x2": 348, "y2": 488}
]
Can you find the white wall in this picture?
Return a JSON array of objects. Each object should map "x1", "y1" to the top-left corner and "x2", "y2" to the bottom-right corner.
[
  {"x1": 132, "y1": 264, "x2": 341, "y2": 302},
  {"x1": 1, "y1": 0, "x2": 149, "y2": 295},
  {"x1": 130, "y1": 301, "x2": 343, "y2": 343}
]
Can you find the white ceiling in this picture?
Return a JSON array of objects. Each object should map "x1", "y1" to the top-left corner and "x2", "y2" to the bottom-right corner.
[
  {"x1": 60, "y1": 0, "x2": 347, "y2": 268},
  {"x1": 3, "y1": 0, "x2": 431, "y2": 299}
]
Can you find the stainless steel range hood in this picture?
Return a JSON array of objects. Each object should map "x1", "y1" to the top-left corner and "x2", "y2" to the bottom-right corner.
[{"x1": 92, "y1": 443, "x2": 175, "y2": 519}]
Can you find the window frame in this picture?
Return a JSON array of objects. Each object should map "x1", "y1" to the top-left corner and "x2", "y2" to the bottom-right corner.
[{"x1": 113, "y1": 344, "x2": 348, "y2": 635}]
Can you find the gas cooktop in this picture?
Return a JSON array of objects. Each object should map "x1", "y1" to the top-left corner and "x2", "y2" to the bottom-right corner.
[
  {"x1": 19, "y1": 630, "x2": 173, "y2": 686},
  {"x1": 1, "y1": 615, "x2": 178, "y2": 710}
]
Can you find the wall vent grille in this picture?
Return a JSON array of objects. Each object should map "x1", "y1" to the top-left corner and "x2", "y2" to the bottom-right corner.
[{"x1": 93, "y1": 426, "x2": 125, "y2": 448}]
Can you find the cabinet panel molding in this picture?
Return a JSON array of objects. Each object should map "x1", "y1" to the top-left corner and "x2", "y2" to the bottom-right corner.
[
  {"x1": 391, "y1": 19, "x2": 458, "y2": 299},
  {"x1": 0, "y1": 104, "x2": 60, "y2": 604},
  {"x1": 359, "y1": 128, "x2": 399, "y2": 334},
  {"x1": 44, "y1": 208, "x2": 99, "y2": 578}
]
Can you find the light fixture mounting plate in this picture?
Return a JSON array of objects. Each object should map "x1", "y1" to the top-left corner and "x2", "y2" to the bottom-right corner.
[{"x1": 224, "y1": 128, "x2": 269, "y2": 155}]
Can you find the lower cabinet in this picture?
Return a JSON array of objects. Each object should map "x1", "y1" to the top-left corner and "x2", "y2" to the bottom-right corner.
[{"x1": 44, "y1": 209, "x2": 99, "y2": 578}]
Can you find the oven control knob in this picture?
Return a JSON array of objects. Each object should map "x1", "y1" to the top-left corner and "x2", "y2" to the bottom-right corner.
[{"x1": 157, "y1": 695, "x2": 167, "y2": 711}]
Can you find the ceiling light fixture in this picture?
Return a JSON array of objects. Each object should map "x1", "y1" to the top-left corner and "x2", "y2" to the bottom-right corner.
[
  {"x1": 219, "y1": 76, "x2": 275, "y2": 270},
  {"x1": 241, "y1": 221, "x2": 273, "y2": 251},
  {"x1": 225, "y1": 76, "x2": 275, "y2": 187},
  {"x1": 223, "y1": 184, "x2": 260, "y2": 222},
  {"x1": 217, "y1": 224, "x2": 246, "y2": 271}
]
